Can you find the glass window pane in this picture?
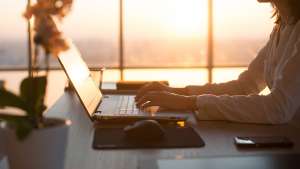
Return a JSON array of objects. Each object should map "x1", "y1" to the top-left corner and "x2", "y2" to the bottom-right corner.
[
  {"x1": 61, "y1": 0, "x2": 119, "y2": 68},
  {"x1": 213, "y1": 68, "x2": 270, "y2": 95},
  {"x1": 0, "y1": 1, "x2": 27, "y2": 68},
  {"x1": 0, "y1": 71, "x2": 66, "y2": 107},
  {"x1": 214, "y1": 0, "x2": 273, "y2": 66},
  {"x1": 124, "y1": 0, "x2": 208, "y2": 67},
  {"x1": 124, "y1": 69, "x2": 207, "y2": 87},
  {"x1": 213, "y1": 68, "x2": 246, "y2": 83}
]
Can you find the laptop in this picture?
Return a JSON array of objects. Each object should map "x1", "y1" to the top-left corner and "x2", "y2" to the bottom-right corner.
[{"x1": 57, "y1": 42, "x2": 188, "y2": 123}]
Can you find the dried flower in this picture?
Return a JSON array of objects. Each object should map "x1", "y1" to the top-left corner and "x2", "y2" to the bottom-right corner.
[{"x1": 24, "y1": 0, "x2": 73, "y2": 56}]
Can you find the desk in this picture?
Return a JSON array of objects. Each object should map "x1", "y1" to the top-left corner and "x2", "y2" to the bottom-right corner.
[{"x1": 46, "y1": 91, "x2": 300, "y2": 169}]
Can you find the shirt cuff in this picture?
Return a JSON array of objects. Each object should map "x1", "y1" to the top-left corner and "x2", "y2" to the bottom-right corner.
[
  {"x1": 195, "y1": 94, "x2": 216, "y2": 108},
  {"x1": 194, "y1": 94, "x2": 226, "y2": 121}
]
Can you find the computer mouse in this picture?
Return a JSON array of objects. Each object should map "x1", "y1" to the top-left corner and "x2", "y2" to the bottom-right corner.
[{"x1": 123, "y1": 120, "x2": 165, "y2": 142}]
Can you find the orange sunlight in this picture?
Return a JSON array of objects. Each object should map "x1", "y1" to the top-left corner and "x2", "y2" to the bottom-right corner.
[{"x1": 163, "y1": 0, "x2": 207, "y2": 38}]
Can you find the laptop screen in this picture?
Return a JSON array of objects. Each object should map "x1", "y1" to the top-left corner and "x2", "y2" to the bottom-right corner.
[{"x1": 58, "y1": 43, "x2": 102, "y2": 118}]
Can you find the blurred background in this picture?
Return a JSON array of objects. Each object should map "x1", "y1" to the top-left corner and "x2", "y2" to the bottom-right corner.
[{"x1": 0, "y1": 0, "x2": 273, "y2": 107}]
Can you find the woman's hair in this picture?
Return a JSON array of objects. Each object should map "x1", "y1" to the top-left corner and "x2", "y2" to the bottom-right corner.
[{"x1": 272, "y1": 1, "x2": 300, "y2": 24}]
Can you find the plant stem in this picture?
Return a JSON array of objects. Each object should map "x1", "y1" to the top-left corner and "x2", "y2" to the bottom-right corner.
[
  {"x1": 45, "y1": 53, "x2": 50, "y2": 76},
  {"x1": 27, "y1": 0, "x2": 34, "y2": 78}
]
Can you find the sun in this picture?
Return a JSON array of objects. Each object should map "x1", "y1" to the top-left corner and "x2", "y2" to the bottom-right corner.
[{"x1": 162, "y1": 0, "x2": 207, "y2": 38}]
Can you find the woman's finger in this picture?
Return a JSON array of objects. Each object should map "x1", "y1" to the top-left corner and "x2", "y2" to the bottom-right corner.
[
  {"x1": 140, "y1": 100, "x2": 160, "y2": 110},
  {"x1": 136, "y1": 91, "x2": 162, "y2": 108},
  {"x1": 135, "y1": 82, "x2": 164, "y2": 101},
  {"x1": 135, "y1": 83, "x2": 154, "y2": 101},
  {"x1": 136, "y1": 93, "x2": 154, "y2": 108}
]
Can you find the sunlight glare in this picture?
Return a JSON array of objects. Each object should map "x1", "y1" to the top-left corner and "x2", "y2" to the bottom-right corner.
[
  {"x1": 124, "y1": 69, "x2": 207, "y2": 87},
  {"x1": 59, "y1": 47, "x2": 90, "y2": 84},
  {"x1": 163, "y1": 0, "x2": 207, "y2": 37}
]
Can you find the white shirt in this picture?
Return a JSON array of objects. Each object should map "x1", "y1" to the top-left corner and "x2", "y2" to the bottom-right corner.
[{"x1": 187, "y1": 20, "x2": 300, "y2": 124}]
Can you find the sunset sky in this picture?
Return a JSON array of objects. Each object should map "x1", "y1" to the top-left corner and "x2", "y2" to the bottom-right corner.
[{"x1": 1, "y1": 0, "x2": 274, "y2": 40}]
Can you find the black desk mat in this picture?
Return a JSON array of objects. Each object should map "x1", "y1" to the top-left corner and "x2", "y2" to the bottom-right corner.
[{"x1": 92, "y1": 126, "x2": 205, "y2": 149}]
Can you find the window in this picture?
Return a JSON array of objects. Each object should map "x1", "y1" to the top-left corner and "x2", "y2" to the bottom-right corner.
[
  {"x1": 0, "y1": 0, "x2": 275, "y2": 106},
  {"x1": 1, "y1": 0, "x2": 274, "y2": 85},
  {"x1": 0, "y1": 0, "x2": 27, "y2": 68},
  {"x1": 212, "y1": 0, "x2": 273, "y2": 83},
  {"x1": 124, "y1": 0, "x2": 207, "y2": 68},
  {"x1": 62, "y1": 0, "x2": 119, "y2": 68},
  {"x1": 214, "y1": 0, "x2": 273, "y2": 67}
]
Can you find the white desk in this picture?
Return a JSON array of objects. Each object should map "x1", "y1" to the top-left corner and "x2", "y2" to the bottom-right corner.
[{"x1": 46, "y1": 91, "x2": 300, "y2": 169}]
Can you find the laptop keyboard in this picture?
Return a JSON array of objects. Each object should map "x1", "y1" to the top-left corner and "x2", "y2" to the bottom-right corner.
[{"x1": 117, "y1": 95, "x2": 140, "y2": 115}]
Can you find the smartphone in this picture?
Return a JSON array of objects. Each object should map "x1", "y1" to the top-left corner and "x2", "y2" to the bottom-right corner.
[{"x1": 234, "y1": 136, "x2": 294, "y2": 148}]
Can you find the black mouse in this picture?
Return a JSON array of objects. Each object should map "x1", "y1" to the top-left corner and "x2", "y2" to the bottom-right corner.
[{"x1": 123, "y1": 120, "x2": 165, "y2": 142}]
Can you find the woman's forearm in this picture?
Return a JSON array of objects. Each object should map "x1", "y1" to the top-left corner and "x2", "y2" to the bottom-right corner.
[{"x1": 169, "y1": 87, "x2": 189, "y2": 95}]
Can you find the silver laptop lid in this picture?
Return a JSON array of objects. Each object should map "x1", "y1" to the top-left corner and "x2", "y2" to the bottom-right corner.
[{"x1": 58, "y1": 42, "x2": 102, "y2": 119}]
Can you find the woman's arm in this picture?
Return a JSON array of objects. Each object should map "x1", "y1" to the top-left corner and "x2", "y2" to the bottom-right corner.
[
  {"x1": 195, "y1": 39, "x2": 300, "y2": 124},
  {"x1": 136, "y1": 44, "x2": 268, "y2": 99},
  {"x1": 184, "y1": 45, "x2": 268, "y2": 96},
  {"x1": 136, "y1": 44, "x2": 271, "y2": 113}
]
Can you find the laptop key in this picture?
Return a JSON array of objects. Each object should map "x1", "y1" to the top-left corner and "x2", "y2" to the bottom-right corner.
[{"x1": 116, "y1": 95, "x2": 141, "y2": 115}]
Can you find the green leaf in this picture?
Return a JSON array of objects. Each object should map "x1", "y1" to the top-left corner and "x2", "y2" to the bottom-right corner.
[
  {"x1": 0, "y1": 76, "x2": 48, "y2": 139},
  {"x1": 0, "y1": 89, "x2": 28, "y2": 111},
  {"x1": 20, "y1": 76, "x2": 48, "y2": 117}
]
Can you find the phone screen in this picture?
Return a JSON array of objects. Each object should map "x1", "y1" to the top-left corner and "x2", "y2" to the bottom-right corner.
[{"x1": 234, "y1": 136, "x2": 294, "y2": 148}]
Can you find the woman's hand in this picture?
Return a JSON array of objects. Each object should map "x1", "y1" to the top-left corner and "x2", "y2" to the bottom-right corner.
[
  {"x1": 135, "y1": 82, "x2": 171, "y2": 101},
  {"x1": 136, "y1": 91, "x2": 197, "y2": 111}
]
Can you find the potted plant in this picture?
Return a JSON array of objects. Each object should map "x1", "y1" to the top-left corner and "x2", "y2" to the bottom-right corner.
[
  {"x1": 0, "y1": 0, "x2": 73, "y2": 169},
  {"x1": 0, "y1": 76, "x2": 71, "y2": 169}
]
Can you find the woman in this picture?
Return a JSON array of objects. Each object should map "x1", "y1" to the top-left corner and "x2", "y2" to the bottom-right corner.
[{"x1": 135, "y1": 0, "x2": 300, "y2": 124}]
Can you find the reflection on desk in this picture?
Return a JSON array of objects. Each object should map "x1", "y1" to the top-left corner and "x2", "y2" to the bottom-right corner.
[
  {"x1": 139, "y1": 154, "x2": 300, "y2": 169},
  {"x1": 0, "y1": 155, "x2": 9, "y2": 169}
]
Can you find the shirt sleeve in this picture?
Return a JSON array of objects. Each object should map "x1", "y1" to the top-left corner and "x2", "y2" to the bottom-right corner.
[
  {"x1": 195, "y1": 38, "x2": 300, "y2": 124},
  {"x1": 185, "y1": 42, "x2": 270, "y2": 96}
]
